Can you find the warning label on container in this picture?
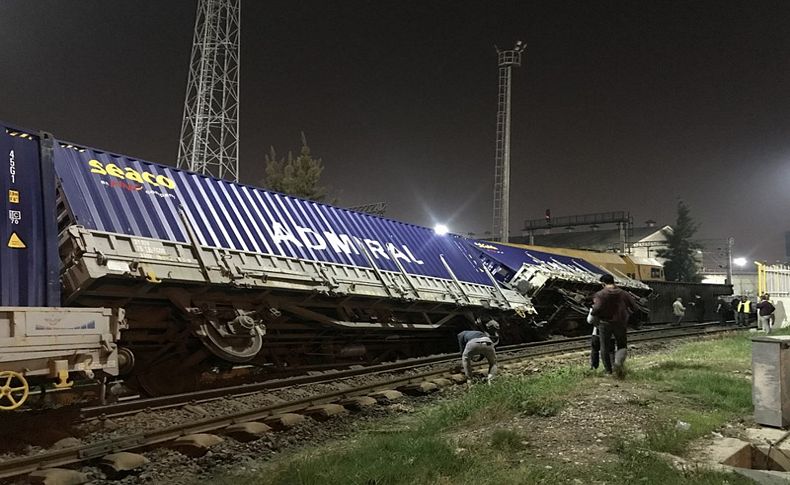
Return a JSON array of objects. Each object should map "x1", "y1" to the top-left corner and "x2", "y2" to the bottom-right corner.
[
  {"x1": 8, "y1": 190, "x2": 19, "y2": 204},
  {"x1": 7, "y1": 232, "x2": 26, "y2": 249},
  {"x1": 8, "y1": 210, "x2": 21, "y2": 225}
]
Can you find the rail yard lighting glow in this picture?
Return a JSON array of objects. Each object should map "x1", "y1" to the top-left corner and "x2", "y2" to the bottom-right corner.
[
  {"x1": 434, "y1": 224, "x2": 449, "y2": 236},
  {"x1": 733, "y1": 257, "x2": 748, "y2": 267}
]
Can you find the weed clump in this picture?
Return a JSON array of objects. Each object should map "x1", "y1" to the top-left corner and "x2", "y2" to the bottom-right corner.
[
  {"x1": 490, "y1": 428, "x2": 526, "y2": 451},
  {"x1": 427, "y1": 366, "x2": 585, "y2": 432}
]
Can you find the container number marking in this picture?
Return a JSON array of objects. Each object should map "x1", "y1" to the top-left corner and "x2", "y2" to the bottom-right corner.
[{"x1": 8, "y1": 149, "x2": 15, "y2": 184}]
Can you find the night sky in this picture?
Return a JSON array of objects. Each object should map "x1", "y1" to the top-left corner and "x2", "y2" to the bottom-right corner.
[{"x1": 1, "y1": 1, "x2": 789, "y2": 261}]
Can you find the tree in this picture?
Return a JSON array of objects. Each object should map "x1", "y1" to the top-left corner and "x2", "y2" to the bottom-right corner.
[
  {"x1": 261, "y1": 132, "x2": 327, "y2": 202},
  {"x1": 656, "y1": 200, "x2": 702, "y2": 282},
  {"x1": 263, "y1": 146, "x2": 287, "y2": 192}
]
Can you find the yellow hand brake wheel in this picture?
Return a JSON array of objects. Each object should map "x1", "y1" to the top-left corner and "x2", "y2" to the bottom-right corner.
[{"x1": 0, "y1": 371, "x2": 29, "y2": 411}]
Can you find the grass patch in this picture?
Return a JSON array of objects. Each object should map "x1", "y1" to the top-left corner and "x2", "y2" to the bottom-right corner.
[
  {"x1": 644, "y1": 409, "x2": 730, "y2": 454},
  {"x1": 612, "y1": 448, "x2": 756, "y2": 485},
  {"x1": 211, "y1": 369, "x2": 584, "y2": 485},
  {"x1": 426, "y1": 366, "x2": 584, "y2": 432},
  {"x1": 665, "y1": 333, "x2": 752, "y2": 370},
  {"x1": 258, "y1": 433, "x2": 469, "y2": 485},
  {"x1": 636, "y1": 366, "x2": 751, "y2": 413},
  {"x1": 211, "y1": 332, "x2": 762, "y2": 485},
  {"x1": 489, "y1": 428, "x2": 526, "y2": 452},
  {"x1": 623, "y1": 331, "x2": 754, "y2": 458}
]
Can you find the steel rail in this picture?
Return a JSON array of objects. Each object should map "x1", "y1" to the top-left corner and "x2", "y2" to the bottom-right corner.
[
  {"x1": 0, "y1": 323, "x2": 744, "y2": 480},
  {"x1": 80, "y1": 322, "x2": 729, "y2": 419}
]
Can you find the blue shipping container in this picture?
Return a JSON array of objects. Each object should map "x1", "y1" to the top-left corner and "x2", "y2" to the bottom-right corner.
[
  {"x1": 467, "y1": 240, "x2": 607, "y2": 282},
  {"x1": 54, "y1": 142, "x2": 493, "y2": 287},
  {"x1": 0, "y1": 124, "x2": 59, "y2": 307}
]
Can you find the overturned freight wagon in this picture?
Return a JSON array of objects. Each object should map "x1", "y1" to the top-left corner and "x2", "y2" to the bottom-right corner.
[
  {"x1": 1, "y1": 122, "x2": 534, "y2": 399},
  {"x1": 468, "y1": 241, "x2": 651, "y2": 333}
]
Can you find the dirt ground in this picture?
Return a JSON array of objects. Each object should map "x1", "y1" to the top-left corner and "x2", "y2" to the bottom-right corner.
[
  {"x1": 450, "y1": 340, "x2": 755, "y2": 482},
  {"x1": 453, "y1": 374, "x2": 655, "y2": 468}
]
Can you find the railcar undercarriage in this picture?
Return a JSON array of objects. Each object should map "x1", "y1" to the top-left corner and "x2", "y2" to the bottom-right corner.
[{"x1": 66, "y1": 271, "x2": 534, "y2": 396}]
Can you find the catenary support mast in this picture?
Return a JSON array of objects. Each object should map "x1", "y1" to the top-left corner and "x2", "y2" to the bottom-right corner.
[
  {"x1": 177, "y1": 0, "x2": 241, "y2": 181},
  {"x1": 492, "y1": 41, "x2": 525, "y2": 242}
]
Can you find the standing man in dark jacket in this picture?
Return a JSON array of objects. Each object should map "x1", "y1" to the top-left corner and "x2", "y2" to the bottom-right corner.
[
  {"x1": 731, "y1": 297, "x2": 742, "y2": 326},
  {"x1": 591, "y1": 274, "x2": 637, "y2": 378},
  {"x1": 588, "y1": 309, "x2": 614, "y2": 371},
  {"x1": 692, "y1": 294, "x2": 705, "y2": 323},
  {"x1": 756, "y1": 294, "x2": 776, "y2": 333},
  {"x1": 716, "y1": 297, "x2": 730, "y2": 325}
]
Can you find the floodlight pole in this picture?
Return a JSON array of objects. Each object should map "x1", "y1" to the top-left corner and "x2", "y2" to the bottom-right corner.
[
  {"x1": 492, "y1": 41, "x2": 525, "y2": 243},
  {"x1": 726, "y1": 236, "x2": 734, "y2": 286}
]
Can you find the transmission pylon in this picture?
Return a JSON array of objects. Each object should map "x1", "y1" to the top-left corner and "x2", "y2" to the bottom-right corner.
[
  {"x1": 177, "y1": 0, "x2": 241, "y2": 181},
  {"x1": 492, "y1": 41, "x2": 525, "y2": 242}
]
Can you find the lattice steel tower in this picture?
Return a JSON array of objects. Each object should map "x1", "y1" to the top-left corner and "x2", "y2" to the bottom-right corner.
[
  {"x1": 492, "y1": 41, "x2": 525, "y2": 242},
  {"x1": 177, "y1": 0, "x2": 241, "y2": 181}
]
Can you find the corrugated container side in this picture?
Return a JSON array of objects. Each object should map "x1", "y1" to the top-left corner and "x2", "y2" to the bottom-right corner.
[
  {"x1": 0, "y1": 124, "x2": 59, "y2": 306},
  {"x1": 467, "y1": 240, "x2": 606, "y2": 281},
  {"x1": 53, "y1": 144, "x2": 493, "y2": 287}
]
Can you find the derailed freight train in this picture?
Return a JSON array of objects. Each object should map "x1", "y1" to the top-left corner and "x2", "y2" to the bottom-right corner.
[
  {"x1": 1, "y1": 121, "x2": 539, "y2": 404},
  {"x1": 0, "y1": 120, "x2": 642, "y2": 407},
  {"x1": 469, "y1": 241, "x2": 652, "y2": 333}
]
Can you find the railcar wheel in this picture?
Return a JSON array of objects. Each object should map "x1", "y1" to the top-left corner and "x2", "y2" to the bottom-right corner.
[
  {"x1": 117, "y1": 347, "x2": 136, "y2": 376},
  {"x1": 197, "y1": 321, "x2": 264, "y2": 363},
  {"x1": 0, "y1": 371, "x2": 29, "y2": 411}
]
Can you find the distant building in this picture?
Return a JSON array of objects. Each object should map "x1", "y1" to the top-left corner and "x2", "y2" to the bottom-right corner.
[
  {"x1": 508, "y1": 216, "x2": 739, "y2": 284},
  {"x1": 510, "y1": 224, "x2": 671, "y2": 259},
  {"x1": 701, "y1": 272, "x2": 756, "y2": 296}
]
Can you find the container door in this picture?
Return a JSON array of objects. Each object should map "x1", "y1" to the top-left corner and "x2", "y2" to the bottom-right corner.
[{"x1": 0, "y1": 125, "x2": 56, "y2": 307}]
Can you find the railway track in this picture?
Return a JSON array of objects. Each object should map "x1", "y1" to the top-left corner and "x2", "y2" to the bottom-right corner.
[
  {"x1": 79, "y1": 321, "x2": 731, "y2": 420},
  {"x1": 0, "y1": 322, "x2": 746, "y2": 482}
]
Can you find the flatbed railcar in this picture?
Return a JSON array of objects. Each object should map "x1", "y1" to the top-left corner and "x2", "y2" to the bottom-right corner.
[{"x1": 1, "y1": 122, "x2": 535, "y2": 404}]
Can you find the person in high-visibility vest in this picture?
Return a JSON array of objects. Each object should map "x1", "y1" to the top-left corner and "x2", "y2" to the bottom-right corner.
[{"x1": 736, "y1": 296, "x2": 751, "y2": 327}]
